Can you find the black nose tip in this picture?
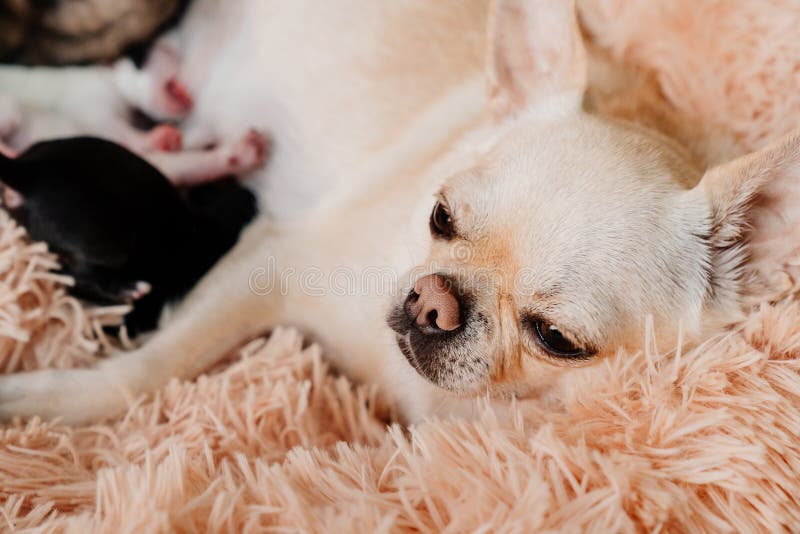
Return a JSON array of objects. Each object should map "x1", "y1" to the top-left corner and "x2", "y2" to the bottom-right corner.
[{"x1": 404, "y1": 274, "x2": 463, "y2": 335}]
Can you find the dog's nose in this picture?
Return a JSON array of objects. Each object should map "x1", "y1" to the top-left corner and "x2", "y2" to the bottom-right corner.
[{"x1": 405, "y1": 274, "x2": 462, "y2": 333}]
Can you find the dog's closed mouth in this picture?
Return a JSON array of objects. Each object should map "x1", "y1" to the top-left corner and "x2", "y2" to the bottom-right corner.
[{"x1": 388, "y1": 304, "x2": 431, "y2": 376}]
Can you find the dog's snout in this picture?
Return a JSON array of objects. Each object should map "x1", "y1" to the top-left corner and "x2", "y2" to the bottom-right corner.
[
  {"x1": 391, "y1": 273, "x2": 489, "y2": 391},
  {"x1": 405, "y1": 274, "x2": 462, "y2": 333}
]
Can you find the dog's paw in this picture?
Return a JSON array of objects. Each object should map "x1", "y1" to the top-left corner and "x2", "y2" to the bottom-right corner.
[
  {"x1": 224, "y1": 130, "x2": 270, "y2": 174},
  {"x1": 0, "y1": 367, "x2": 129, "y2": 424},
  {"x1": 147, "y1": 124, "x2": 183, "y2": 152}
]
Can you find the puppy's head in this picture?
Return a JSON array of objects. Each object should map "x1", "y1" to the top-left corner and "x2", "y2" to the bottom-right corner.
[{"x1": 388, "y1": 0, "x2": 800, "y2": 396}]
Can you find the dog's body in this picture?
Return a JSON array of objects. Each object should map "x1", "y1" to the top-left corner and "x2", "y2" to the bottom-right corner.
[{"x1": 1, "y1": 0, "x2": 799, "y2": 424}]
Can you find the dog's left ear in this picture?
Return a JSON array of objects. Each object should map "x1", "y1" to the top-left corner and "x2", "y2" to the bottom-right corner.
[
  {"x1": 487, "y1": 0, "x2": 587, "y2": 120},
  {"x1": 694, "y1": 131, "x2": 800, "y2": 302}
]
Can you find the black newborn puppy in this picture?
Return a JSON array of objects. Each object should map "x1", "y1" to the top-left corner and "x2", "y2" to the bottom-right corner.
[{"x1": 0, "y1": 136, "x2": 258, "y2": 334}]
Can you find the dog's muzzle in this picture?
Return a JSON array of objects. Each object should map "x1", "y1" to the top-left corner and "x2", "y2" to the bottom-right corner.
[{"x1": 388, "y1": 273, "x2": 486, "y2": 389}]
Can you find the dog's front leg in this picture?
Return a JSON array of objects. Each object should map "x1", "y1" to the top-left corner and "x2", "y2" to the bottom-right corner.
[{"x1": 0, "y1": 218, "x2": 282, "y2": 424}]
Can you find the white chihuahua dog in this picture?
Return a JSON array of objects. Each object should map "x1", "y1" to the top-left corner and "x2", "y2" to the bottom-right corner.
[{"x1": 0, "y1": 0, "x2": 798, "y2": 424}]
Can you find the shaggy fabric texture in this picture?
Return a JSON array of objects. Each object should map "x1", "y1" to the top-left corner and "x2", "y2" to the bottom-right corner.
[{"x1": 3, "y1": 0, "x2": 800, "y2": 531}]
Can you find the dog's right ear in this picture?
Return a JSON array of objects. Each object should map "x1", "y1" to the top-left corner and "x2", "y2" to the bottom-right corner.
[
  {"x1": 487, "y1": 0, "x2": 587, "y2": 120},
  {"x1": 692, "y1": 131, "x2": 800, "y2": 307}
]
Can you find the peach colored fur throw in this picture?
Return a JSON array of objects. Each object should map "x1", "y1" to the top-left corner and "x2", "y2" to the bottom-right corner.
[{"x1": 3, "y1": 1, "x2": 800, "y2": 531}]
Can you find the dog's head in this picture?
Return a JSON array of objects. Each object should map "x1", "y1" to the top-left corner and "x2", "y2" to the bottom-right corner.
[{"x1": 388, "y1": 0, "x2": 800, "y2": 396}]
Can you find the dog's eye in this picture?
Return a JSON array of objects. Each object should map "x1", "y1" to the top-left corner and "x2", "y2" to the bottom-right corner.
[
  {"x1": 430, "y1": 201, "x2": 455, "y2": 239},
  {"x1": 532, "y1": 319, "x2": 586, "y2": 358}
]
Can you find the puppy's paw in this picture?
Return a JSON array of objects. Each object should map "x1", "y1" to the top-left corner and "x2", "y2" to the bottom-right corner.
[
  {"x1": 2, "y1": 186, "x2": 23, "y2": 209},
  {"x1": 119, "y1": 281, "x2": 152, "y2": 303},
  {"x1": 224, "y1": 129, "x2": 270, "y2": 174},
  {"x1": 147, "y1": 77, "x2": 193, "y2": 120},
  {"x1": 147, "y1": 124, "x2": 183, "y2": 152},
  {"x1": 0, "y1": 140, "x2": 18, "y2": 159},
  {"x1": 164, "y1": 78, "x2": 194, "y2": 115},
  {"x1": 143, "y1": 76, "x2": 195, "y2": 121},
  {"x1": 0, "y1": 94, "x2": 22, "y2": 139}
]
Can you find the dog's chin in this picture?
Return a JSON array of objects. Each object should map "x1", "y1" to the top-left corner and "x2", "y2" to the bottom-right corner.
[
  {"x1": 393, "y1": 333, "x2": 480, "y2": 394},
  {"x1": 388, "y1": 302, "x2": 489, "y2": 393}
]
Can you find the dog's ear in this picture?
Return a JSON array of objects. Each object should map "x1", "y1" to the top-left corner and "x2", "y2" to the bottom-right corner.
[
  {"x1": 487, "y1": 0, "x2": 587, "y2": 120},
  {"x1": 694, "y1": 132, "x2": 800, "y2": 304}
]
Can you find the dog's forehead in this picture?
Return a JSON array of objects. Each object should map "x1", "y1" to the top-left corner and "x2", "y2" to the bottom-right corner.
[
  {"x1": 450, "y1": 115, "x2": 692, "y2": 235},
  {"x1": 489, "y1": 115, "x2": 682, "y2": 194}
]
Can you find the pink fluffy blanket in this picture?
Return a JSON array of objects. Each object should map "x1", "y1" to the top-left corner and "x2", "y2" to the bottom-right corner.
[{"x1": 2, "y1": 0, "x2": 800, "y2": 531}]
